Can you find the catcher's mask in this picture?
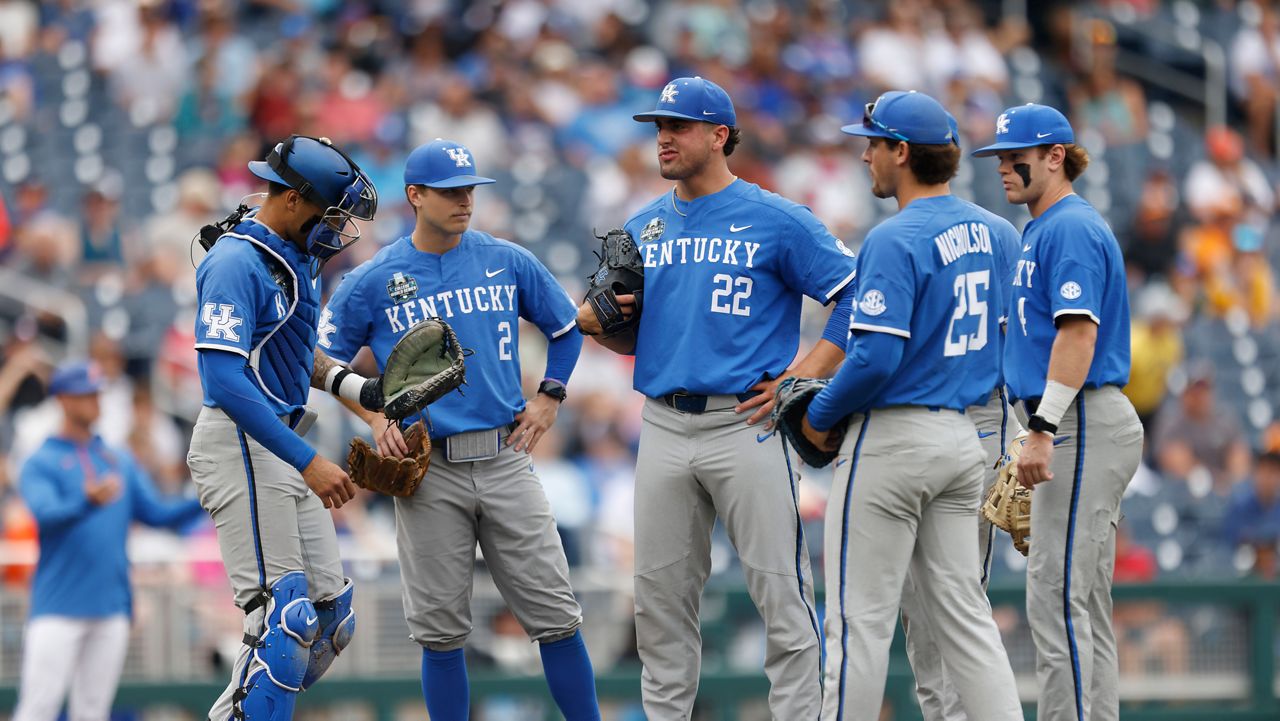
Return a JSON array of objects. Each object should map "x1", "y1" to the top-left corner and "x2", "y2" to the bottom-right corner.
[{"x1": 250, "y1": 135, "x2": 378, "y2": 263}]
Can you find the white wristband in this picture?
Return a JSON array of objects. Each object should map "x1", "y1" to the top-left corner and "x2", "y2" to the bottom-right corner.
[
  {"x1": 323, "y1": 365, "x2": 369, "y2": 405},
  {"x1": 1036, "y1": 380, "x2": 1079, "y2": 427}
]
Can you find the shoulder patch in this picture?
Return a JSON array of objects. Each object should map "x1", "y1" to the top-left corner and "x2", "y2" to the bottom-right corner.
[
  {"x1": 859, "y1": 289, "x2": 887, "y2": 317},
  {"x1": 1060, "y1": 281, "x2": 1082, "y2": 300},
  {"x1": 387, "y1": 273, "x2": 418, "y2": 303},
  {"x1": 836, "y1": 239, "x2": 855, "y2": 257},
  {"x1": 640, "y1": 217, "x2": 664, "y2": 243}
]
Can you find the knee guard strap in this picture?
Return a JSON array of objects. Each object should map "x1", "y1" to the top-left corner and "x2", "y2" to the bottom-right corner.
[
  {"x1": 301, "y1": 578, "x2": 355, "y2": 689},
  {"x1": 233, "y1": 571, "x2": 318, "y2": 719}
]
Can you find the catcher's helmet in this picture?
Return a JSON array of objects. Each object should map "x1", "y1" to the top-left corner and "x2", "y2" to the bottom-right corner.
[{"x1": 249, "y1": 135, "x2": 378, "y2": 261}]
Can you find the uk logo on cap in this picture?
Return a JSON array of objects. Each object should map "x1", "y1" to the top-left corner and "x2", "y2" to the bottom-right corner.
[
  {"x1": 971, "y1": 103, "x2": 1075, "y2": 157},
  {"x1": 403, "y1": 139, "x2": 496, "y2": 188}
]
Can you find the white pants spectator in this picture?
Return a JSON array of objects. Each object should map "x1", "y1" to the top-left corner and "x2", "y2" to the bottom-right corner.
[{"x1": 13, "y1": 615, "x2": 130, "y2": 721}]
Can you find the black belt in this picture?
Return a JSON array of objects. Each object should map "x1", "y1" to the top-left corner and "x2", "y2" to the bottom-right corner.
[{"x1": 660, "y1": 391, "x2": 757, "y2": 414}]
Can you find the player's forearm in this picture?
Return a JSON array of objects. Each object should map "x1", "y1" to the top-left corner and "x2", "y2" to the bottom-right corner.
[
  {"x1": 313, "y1": 349, "x2": 383, "y2": 411},
  {"x1": 589, "y1": 332, "x2": 636, "y2": 355},
  {"x1": 1044, "y1": 318, "x2": 1097, "y2": 391},
  {"x1": 1033, "y1": 317, "x2": 1097, "y2": 427},
  {"x1": 807, "y1": 332, "x2": 904, "y2": 431},
  {"x1": 336, "y1": 394, "x2": 378, "y2": 424},
  {"x1": 203, "y1": 350, "x2": 317, "y2": 471},
  {"x1": 544, "y1": 328, "x2": 583, "y2": 384},
  {"x1": 791, "y1": 339, "x2": 847, "y2": 379}
]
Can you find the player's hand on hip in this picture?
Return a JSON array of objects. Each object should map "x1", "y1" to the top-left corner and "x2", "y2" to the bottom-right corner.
[
  {"x1": 508, "y1": 393, "x2": 560, "y2": 454},
  {"x1": 1018, "y1": 432, "x2": 1055, "y2": 488},
  {"x1": 368, "y1": 412, "x2": 408, "y2": 458},
  {"x1": 85, "y1": 474, "x2": 122, "y2": 505},
  {"x1": 801, "y1": 414, "x2": 839, "y2": 453},
  {"x1": 302, "y1": 455, "x2": 357, "y2": 509},
  {"x1": 737, "y1": 372, "x2": 792, "y2": 427}
]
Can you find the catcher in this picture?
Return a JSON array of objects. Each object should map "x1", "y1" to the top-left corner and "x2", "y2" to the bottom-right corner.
[{"x1": 317, "y1": 139, "x2": 601, "y2": 721}]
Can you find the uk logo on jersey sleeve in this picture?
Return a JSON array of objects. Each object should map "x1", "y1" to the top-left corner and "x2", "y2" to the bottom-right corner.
[{"x1": 200, "y1": 303, "x2": 243, "y2": 342}]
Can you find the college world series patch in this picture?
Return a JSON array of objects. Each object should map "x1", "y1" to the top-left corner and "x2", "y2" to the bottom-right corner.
[
  {"x1": 640, "y1": 217, "x2": 664, "y2": 243},
  {"x1": 387, "y1": 272, "x2": 419, "y2": 303}
]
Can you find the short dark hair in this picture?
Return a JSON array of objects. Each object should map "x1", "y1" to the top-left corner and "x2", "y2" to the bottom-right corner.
[
  {"x1": 267, "y1": 181, "x2": 291, "y2": 197},
  {"x1": 875, "y1": 138, "x2": 960, "y2": 185},
  {"x1": 724, "y1": 126, "x2": 742, "y2": 157}
]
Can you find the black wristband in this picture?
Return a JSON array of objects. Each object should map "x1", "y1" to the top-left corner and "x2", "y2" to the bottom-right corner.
[
  {"x1": 1028, "y1": 413, "x2": 1058, "y2": 435},
  {"x1": 537, "y1": 379, "x2": 567, "y2": 402}
]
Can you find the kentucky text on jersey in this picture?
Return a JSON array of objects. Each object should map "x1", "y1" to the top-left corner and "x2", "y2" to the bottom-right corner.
[
  {"x1": 379, "y1": 284, "x2": 518, "y2": 333},
  {"x1": 641, "y1": 237, "x2": 762, "y2": 269},
  {"x1": 934, "y1": 222, "x2": 994, "y2": 266}
]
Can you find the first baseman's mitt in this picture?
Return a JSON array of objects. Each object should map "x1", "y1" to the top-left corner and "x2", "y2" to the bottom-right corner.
[
  {"x1": 982, "y1": 430, "x2": 1032, "y2": 556},
  {"x1": 381, "y1": 318, "x2": 467, "y2": 421},
  {"x1": 347, "y1": 420, "x2": 431, "y2": 497},
  {"x1": 771, "y1": 377, "x2": 847, "y2": 468},
  {"x1": 584, "y1": 228, "x2": 644, "y2": 339}
]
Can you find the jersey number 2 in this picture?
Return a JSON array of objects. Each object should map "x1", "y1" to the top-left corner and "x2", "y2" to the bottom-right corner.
[
  {"x1": 498, "y1": 321, "x2": 513, "y2": 360},
  {"x1": 710, "y1": 274, "x2": 752, "y2": 317},
  {"x1": 944, "y1": 270, "x2": 989, "y2": 357}
]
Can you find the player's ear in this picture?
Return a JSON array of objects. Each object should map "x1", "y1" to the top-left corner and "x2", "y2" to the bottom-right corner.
[
  {"x1": 1043, "y1": 144, "x2": 1066, "y2": 172},
  {"x1": 711, "y1": 123, "x2": 729, "y2": 151},
  {"x1": 894, "y1": 140, "x2": 911, "y2": 167}
]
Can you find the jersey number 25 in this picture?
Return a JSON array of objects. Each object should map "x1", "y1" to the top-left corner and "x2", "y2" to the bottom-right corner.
[{"x1": 944, "y1": 270, "x2": 989, "y2": 357}]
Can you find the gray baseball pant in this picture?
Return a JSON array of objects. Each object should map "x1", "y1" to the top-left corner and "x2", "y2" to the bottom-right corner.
[
  {"x1": 901, "y1": 388, "x2": 1015, "y2": 720},
  {"x1": 634, "y1": 396, "x2": 822, "y2": 721},
  {"x1": 820, "y1": 406, "x2": 1022, "y2": 721},
  {"x1": 1018, "y1": 386, "x2": 1142, "y2": 721},
  {"x1": 187, "y1": 407, "x2": 347, "y2": 721}
]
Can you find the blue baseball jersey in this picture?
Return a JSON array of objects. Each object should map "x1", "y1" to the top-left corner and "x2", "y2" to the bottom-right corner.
[
  {"x1": 625, "y1": 179, "x2": 857, "y2": 397},
  {"x1": 320, "y1": 231, "x2": 578, "y2": 438},
  {"x1": 987, "y1": 205, "x2": 1021, "y2": 388},
  {"x1": 1004, "y1": 194, "x2": 1131, "y2": 402},
  {"x1": 850, "y1": 194, "x2": 1006, "y2": 410},
  {"x1": 195, "y1": 217, "x2": 321, "y2": 420}
]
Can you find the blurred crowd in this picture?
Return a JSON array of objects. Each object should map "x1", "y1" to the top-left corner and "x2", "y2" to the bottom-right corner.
[{"x1": 0, "y1": 0, "x2": 1279, "y2": 685}]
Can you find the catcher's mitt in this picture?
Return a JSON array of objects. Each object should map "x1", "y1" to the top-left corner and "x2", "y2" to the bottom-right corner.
[
  {"x1": 381, "y1": 318, "x2": 467, "y2": 421},
  {"x1": 982, "y1": 430, "x2": 1032, "y2": 556},
  {"x1": 584, "y1": 228, "x2": 644, "y2": 340},
  {"x1": 771, "y1": 377, "x2": 847, "y2": 468},
  {"x1": 348, "y1": 421, "x2": 431, "y2": 497}
]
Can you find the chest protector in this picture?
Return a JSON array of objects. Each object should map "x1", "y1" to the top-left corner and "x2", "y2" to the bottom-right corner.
[{"x1": 227, "y1": 220, "x2": 320, "y2": 418}]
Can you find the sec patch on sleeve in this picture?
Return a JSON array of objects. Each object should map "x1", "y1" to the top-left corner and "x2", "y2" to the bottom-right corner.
[
  {"x1": 1060, "y1": 281, "x2": 1083, "y2": 300},
  {"x1": 859, "y1": 289, "x2": 887, "y2": 316}
]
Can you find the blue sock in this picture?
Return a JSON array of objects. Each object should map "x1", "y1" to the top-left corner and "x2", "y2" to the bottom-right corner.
[
  {"x1": 421, "y1": 647, "x2": 469, "y2": 721},
  {"x1": 539, "y1": 630, "x2": 601, "y2": 721}
]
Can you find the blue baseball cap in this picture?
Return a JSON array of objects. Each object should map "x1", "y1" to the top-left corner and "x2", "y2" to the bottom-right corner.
[
  {"x1": 49, "y1": 361, "x2": 103, "y2": 396},
  {"x1": 971, "y1": 104, "x2": 1075, "y2": 157},
  {"x1": 403, "y1": 139, "x2": 496, "y2": 189},
  {"x1": 842, "y1": 91, "x2": 959, "y2": 146},
  {"x1": 633, "y1": 76, "x2": 737, "y2": 127}
]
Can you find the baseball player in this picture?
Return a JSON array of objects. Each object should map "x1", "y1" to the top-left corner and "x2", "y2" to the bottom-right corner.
[
  {"x1": 576, "y1": 76, "x2": 858, "y2": 720},
  {"x1": 899, "y1": 129, "x2": 1024, "y2": 721},
  {"x1": 317, "y1": 139, "x2": 601, "y2": 721},
  {"x1": 972, "y1": 104, "x2": 1143, "y2": 721},
  {"x1": 188, "y1": 135, "x2": 377, "y2": 720},
  {"x1": 801, "y1": 90, "x2": 1022, "y2": 721},
  {"x1": 14, "y1": 361, "x2": 204, "y2": 721}
]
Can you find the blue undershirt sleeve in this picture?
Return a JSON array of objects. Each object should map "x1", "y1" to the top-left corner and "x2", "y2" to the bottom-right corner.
[
  {"x1": 543, "y1": 326, "x2": 583, "y2": 385},
  {"x1": 806, "y1": 330, "x2": 906, "y2": 431},
  {"x1": 201, "y1": 349, "x2": 317, "y2": 472},
  {"x1": 821, "y1": 282, "x2": 856, "y2": 349},
  {"x1": 19, "y1": 456, "x2": 90, "y2": 531}
]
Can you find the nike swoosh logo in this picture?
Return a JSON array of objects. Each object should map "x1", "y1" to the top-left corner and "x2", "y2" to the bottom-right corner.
[
  {"x1": 485, "y1": 268, "x2": 505, "y2": 278},
  {"x1": 836, "y1": 458, "x2": 848, "y2": 468},
  {"x1": 1036, "y1": 132, "x2": 1053, "y2": 139},
  {"x1": 1053, "y1": 435, "x2": 1071, "y2": 446},
  {"x1": 305, "y1": 615, "x2": 318, "y2": 626},
  {"x1": 977, "y1": 431, "x2": 997, "y2": 439},
  {"x1": 703, "y1": 110, "x2": 716, "y2": 116},
  {"x1": 729, "y1": 224, "x2": 752, "y2": 233},
  {"x1": 1023, "y1": 244, "x2": 1031, "y2": 252}
]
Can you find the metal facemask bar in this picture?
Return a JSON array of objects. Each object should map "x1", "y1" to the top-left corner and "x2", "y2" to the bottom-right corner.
[{"x1": 265, "y1": 135, "x2": 378, "y2": 263}]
